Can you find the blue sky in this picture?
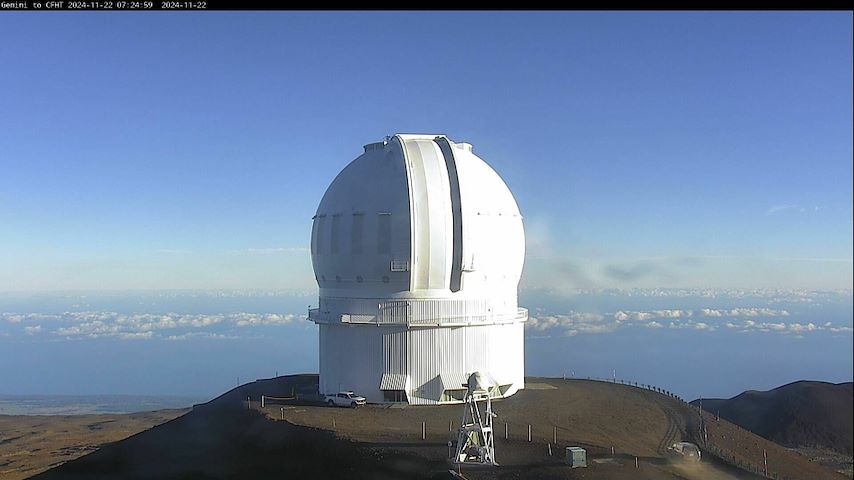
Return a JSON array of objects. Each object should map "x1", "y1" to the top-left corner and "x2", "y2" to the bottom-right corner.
[
  {"x1": 0, "y1": 11, "x2": 851, "y2": 291},
  {"x1": 0, "y1": 12, "x2": 851, "y2": 400}
]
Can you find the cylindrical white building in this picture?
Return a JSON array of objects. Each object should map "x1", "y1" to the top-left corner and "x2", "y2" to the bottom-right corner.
[{"x1": 309, "y1": 134, "x2": 526, "y2": 405}]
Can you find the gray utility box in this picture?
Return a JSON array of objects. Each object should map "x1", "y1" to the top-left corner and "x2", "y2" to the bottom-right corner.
[{"x1": 566, "y1": 447, "x2": 587, "y2": 468}]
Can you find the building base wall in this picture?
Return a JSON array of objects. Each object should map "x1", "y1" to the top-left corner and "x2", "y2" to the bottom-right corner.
[{"x1": 318, "y1": 320, "x2": 525, "y2": 405}]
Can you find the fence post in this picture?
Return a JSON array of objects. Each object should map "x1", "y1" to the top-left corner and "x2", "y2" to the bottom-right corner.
[
  {"x1": 261, "y1": 395, "x2": 265, "y2": 408},
  {"x1": 280, "y1": 407, "x2": 284, "y2": 420},
  {"x1": 422, "y1": 421, "x2": 426, "y2": 440},
  {"x1": 528, "y1": 424, "x2": 531, "y2": 442},
  {"x1": 247, "y1": 396, "x2": 250, "y2": 409},
  {"x1": 553, "y1": 426, "x2": 557, "y2": 444},
  {"x1": 763, "y1": 449, "x2": 768, "y2": 477},
  {"x1": 505, "y1": 423, "x2": 508, "y2": 440}
]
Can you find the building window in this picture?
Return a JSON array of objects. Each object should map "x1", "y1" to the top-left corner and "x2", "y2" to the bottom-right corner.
[
  {"x1": 390, "y1": 260, "x2": 408, "y2": 272},
  {"x1": 441, "y1": 389, "x2": 467, "y2": 402},
  {"x1": 382, "y1": 390, "x2": 407, "y2": 402}
]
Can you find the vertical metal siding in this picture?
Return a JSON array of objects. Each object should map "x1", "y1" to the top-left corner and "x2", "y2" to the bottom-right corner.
[
  {"x1": 319, "y1": 324, "x2": 385, "y2": 403},
  {"x1": 382, "y1": 327, "x2": 408, "y2": 374},
  {"x1": 319, "y1": 317, "x2": 527, "y2": 405},
  {"x1": 403, "y1": 322, "x2": 525, "y2": 405}
]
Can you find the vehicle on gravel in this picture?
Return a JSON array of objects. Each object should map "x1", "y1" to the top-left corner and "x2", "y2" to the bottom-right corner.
[{"x1": 326, "y1": 391, "x2": 366, "y2": 408}]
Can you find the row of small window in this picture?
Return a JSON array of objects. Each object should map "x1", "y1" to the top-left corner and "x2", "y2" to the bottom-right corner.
[
  {"x1": 319, "y1": 274, "x2": 392, "y2": 284},
  {"x1": 312, "y1": 212, "x2": 392, "y2": 255}
]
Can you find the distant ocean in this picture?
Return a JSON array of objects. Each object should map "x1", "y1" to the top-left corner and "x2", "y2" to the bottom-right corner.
[
  {"x1": 0, "y1": 289, "x2": 850, "y2": 402},
  {"x1": 0, "y1": 394, "x2": 207, "y2": 415}
]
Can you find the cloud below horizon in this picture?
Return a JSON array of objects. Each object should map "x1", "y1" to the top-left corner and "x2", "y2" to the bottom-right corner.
[
  {"x1": 1, "y1": 289, "x2": 850, "y2": 341},
  {"x1": 526, "y1": 306, "x2": 850, "y2": 338},
  {"x1": 0, "y1": 311, "x2": 307, "y2": 341}
]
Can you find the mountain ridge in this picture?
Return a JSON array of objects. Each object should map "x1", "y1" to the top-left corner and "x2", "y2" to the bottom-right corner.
[{"x1": 692, "y1": 380, "x2": 853, "y2": 455}]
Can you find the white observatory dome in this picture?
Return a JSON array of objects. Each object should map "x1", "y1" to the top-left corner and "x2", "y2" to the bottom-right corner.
[
  {"x1": 311, "y1": 134, "x2": 525, "y2": 301},
  {"x1": 309, "y1": 134, "x2": 527, "y2": 405}
]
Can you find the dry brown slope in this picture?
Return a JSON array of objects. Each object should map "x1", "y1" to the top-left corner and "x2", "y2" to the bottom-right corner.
[
  {"x1": 699, "y1": 407, "x2": 850, "y2": 480},
  {"x1": 29, "y1": 375, "x2": 847, "y2": 480},
  {"x1": 0, "y1": 409, "x2": 186, "y2": 480},
  {"x1": 262, "y1": 377, "x2": 844, "y2": 479},
  {"x1": 266, "y1": 378, "x2": 695, "y2": 457},
  {"x1": 695, "y1": 381, "x2": 853, "y2": 454}
]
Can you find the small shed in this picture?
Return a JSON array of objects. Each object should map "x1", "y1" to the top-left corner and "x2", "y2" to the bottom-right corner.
[{"x1": 566, "y1": 446, "x2": 587, "y2": 468}]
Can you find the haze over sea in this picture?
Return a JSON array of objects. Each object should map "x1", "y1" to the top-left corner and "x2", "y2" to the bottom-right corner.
[
  {"x1": 0, "y1": 395, "x2": 206, "y2": 416},
  {"x1": 1, "y1": 289, "x2": 850, "y2": 409}
]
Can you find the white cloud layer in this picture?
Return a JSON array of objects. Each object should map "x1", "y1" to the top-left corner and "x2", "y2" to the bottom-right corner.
[
  {"x1": 1, "y1": 289, "x2": 850, "y2": 341},
  {"x1": 0, "y1": 311, "x2": 307, "y2": 340},
  {"x1": 24, "y1": 325, "x2": 42, "y2": 335},
  {"x1": 526, "y1": 305, "x2": 850, "y2": 337}
]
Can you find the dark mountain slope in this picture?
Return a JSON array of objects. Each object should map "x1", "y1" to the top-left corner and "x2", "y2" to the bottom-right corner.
[
  {"x1": 693, "y1": 381, "x2": 853, "y2": 454},
  {"x1": 33, "y1": 375, "x2": 444, "y2": 480}
]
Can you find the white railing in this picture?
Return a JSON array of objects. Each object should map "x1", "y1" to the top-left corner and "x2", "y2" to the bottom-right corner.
[{"x1": 309, "y1": 305, "x2": 527, "y2": 327}]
